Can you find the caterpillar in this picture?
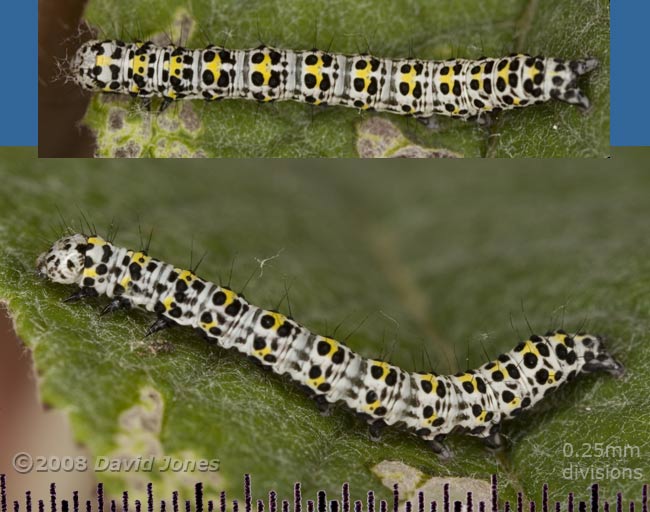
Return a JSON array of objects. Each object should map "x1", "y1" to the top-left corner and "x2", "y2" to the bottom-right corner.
[
  {"x1": 72, "y1": 39, "x2": 598, "y2": 121},
  {"x1": 36, "y1": 233, "x2": 624, "y2": 458}
]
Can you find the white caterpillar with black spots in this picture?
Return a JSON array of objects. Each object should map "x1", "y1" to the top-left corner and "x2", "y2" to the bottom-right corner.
[
  {"x1": 37, "y1": 234, "x2": 624, "y2": 458},
  {"x1": 72, "y1": 39, "x2": 598, "y2": 120}
]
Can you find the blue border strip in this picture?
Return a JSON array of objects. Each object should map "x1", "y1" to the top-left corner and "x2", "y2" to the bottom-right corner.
[
  {"x1": 0, "y1": 0, "x2": 37, "y2": 147},
  {"x1": 611, "y1": 0, "x2": 650, "y2": 146}
]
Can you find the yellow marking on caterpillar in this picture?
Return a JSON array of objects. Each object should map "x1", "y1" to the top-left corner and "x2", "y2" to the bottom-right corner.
[
  {"x1": 521, "y1": 341, "x2": 540, "y2": 357},
  {"x1": 365, "y1": 399, "x2": 382, "y2": 413},
  {"x1": 321, "y1": 337, "x2": 340, "y2": 358},
  {"x1": 552, "y1": 333, "x2": 568, "y2": 344},
  {"x1": 264, "y1": 311, "x2": 287, "y2": 330},
  {"x1": 547, "y1": 370, "x2": 557, "y2": 384},
  {"x1": 477, "y1": 409, "x2": 488, "y2": 422},
  {"x1": 83, "y1": 268, "x2": 98, "y2": 278},
  {"x1": 472, "y1": 64, "x2": 483, "y2": 90},
  {"x1": 255, "y1": 346, "x2": 272, "y2": 357},
  {"x1": 132, "y1": 55, "x2": 148, "y2": 89},
  {"x1": 354, "y1": 60, "x2": 372, "y2": 95},
  {"x1": 491, "y1": 361, "x2": 507, "y2": 376},
  {"x1": 252, "y1": 53, "x2": 272, "y2": 84},
  {"x1": 369, "y1": 360, "x2": 390, "y2": 380},
  {"x1": 498, "y1": 61, "x2": 510, "y2": 81},
  {"x1": 420, "y1": 374, "x2": 439, "y2": 394},
  {"x1": 309, "y1": 375, "x2": 326, "y2": 388},
  {"x1": 305, "y1": 57, "x2": 324, "y2": 88},
  {"x1": 177, "y1": 269, "x2": 195, "y2": 283},
  {"x1": 425, "y1": 411, "x2": 438, "y2": 426},
  {"x1": 458, "y1": 373, "x2": 477, "y2": 392},
  {"x1": 120, "y1": 275, "x2": 131, "y2": 288},
  {"x1": 170, "y1": 56, "x2": 184, "y2": 78},
  {"x1": 162, "y1": 296, "x2": 174, "y2": 311},
  {"x1": 205, "y1": 53, "x2": 222, "y2": 77},
  {"x1": 127, "y1": 53, "x2": 145, "y2": 93},
  {"x1": 131, "y1": 252, "x2": 150, "y2": 266},
  {"x1": 355, "y1": 60, "x2": 372, "y2": 79},
  {"x1": 438, "y1": 65, "x2": 454, "y2": 89},
  {"x1": 529, "y1": 65, "x2": 541, "y2": 79},
  {"x1": 129, "y1": 53, "x2": 148, "y2": 87},
  {"x1": 96, "y1": 55, "x2": 111, "y2": 67},
  {"x1": 88, "y1": 236, "x2": 107, "y2": 246},
  {"x1": 401, "y1": 66, "x2": 417, "y2": 95},
  {"x1": 201, "y1": 320, "x2": 218, "y2": 330},
  {"x1": 220, "y1": 288, "x2": 237, "y2": 306}
]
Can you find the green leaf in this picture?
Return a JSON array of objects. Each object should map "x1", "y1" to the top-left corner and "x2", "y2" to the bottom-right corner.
[
  {"x1": 77, "y1": 0, "x2": 609, "y2": 157},
  {"x1": 1, "y1": 149, "x2": 647, "y2": 504}
]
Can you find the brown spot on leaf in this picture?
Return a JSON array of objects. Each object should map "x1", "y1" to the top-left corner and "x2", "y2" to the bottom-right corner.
[
  {"x1": 108, "y1": 109, "x2": 125, "y2": 131},
  {"x1": 113, "y1": 140, "x2": 141, "y2": 158},
  {"x1": 357, "y1": 117, "x2": 462, "y2": 158},
  {"x1": 372, "y1": 461, "x2": 491, "y2": 503},
  {"x1": 180, "y1": 102, "x2": 201, "y2": 132}
]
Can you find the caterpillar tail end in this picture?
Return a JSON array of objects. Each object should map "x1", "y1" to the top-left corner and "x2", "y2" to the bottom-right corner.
[
  {"x1": 557, "y1": 57, "x2": 599, "y2": 110},
  {"x1": 583, "y1": 353, "x2": 626, "y2": 378},
  {"x1": 581, "y1": 334, "x2": 625, "y2": 378}
]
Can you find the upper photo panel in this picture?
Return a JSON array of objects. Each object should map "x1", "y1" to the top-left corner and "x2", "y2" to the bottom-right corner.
[{"x1": 39, "y1": 0, "x2": 609, "y2": 158}]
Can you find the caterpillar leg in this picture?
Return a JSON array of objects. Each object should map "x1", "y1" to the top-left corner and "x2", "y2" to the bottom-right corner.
[
  {"x1": 473, "y1": 110, "x2": 500, "y2": 128},
  {"x1": 482, "y1": 430, "x2": 504, "y2": 450},
  {"x1": 63, "y1": 287, "x2": 98, "y2": 303},
  {"x1": 416, "y1": 115, "x2": 440, "y2": 131},
  {"x1": 427, "y1": 435, "x2": 453, "y2": 459},
  {"x1": 141, "y1": 98, "x2": 153, "y2": 112},
  {"x1": 368, "y1": 419, "x2": 386, "y2": 441},
  {"x1": 159, "y1": 98, "x2": 173, "y2": 113},
  {"x1": 313, "y1": 394, "x2": 332, "y2": 416},
  {"x1": 551, "y1": 58, "x2": 598, "y2": 110},
  {"x1": 100, "y1": 297, "x2": 132, "y2": 316},
  {"x1": 145, "y1": 316, "x2": 177, "y2": 337}
]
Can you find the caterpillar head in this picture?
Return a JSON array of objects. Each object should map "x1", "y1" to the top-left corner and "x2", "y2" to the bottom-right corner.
[
  {"x1": 36, "y1": 234, "x2": 88, "y2": 284},
  {"x1": 72, "y1": 40, "x2": 123, "y2": 92},
  {"x1": 575, "y1": 334, "x2": 625, "y2": 378}
]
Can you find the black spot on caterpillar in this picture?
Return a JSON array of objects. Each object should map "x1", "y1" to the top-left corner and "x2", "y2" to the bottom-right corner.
[
  {"x1": 37, "y1": 233, "x2": 624, "y2": 458},
  {"x1": 72, "y1": 39, "x2": 598, "y2": 121}
]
